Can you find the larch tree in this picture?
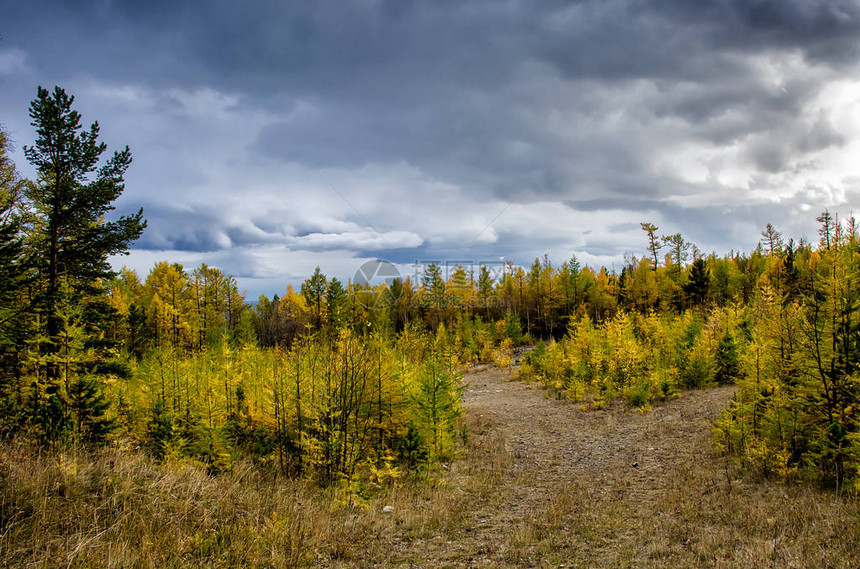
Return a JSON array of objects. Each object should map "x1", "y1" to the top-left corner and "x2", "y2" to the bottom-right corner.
[
  {"x1": 662, "y1": 233, "x2": 691, "y2": 274},
  {"x1": 145, "y1": 262, "x2": 192, "y2": 349},
  {"x1": 640, "y1": 222, "x2": 663, "y2": 271},
  {"x1": 817, "y1": 210, "x2": 834, "y2": 250},
  {"x1": 761, "y1": 223, "x2": 784, "y2": 255}
]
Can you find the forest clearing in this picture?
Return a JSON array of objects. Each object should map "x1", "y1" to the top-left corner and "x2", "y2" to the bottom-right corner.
[
  {"x1": 3, "y1": 365, "x2": 860, "y2": 567},
  {"x1": 4, "y1": 9, "x2": 860, "y2": 566}
]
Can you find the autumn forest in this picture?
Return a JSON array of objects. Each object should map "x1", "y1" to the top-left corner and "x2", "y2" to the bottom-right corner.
[{"x1": 2, "y1": 87, "x2": 860, "y2": 566}]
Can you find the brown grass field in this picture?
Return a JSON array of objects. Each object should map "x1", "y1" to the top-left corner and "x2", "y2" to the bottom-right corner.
[{"x1": 2, "y1": 365, "x2": 859, "y2": 567}]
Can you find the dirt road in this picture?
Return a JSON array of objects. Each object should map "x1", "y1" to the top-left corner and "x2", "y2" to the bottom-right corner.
[
  {"x1": 377, "y1": 366, "x2": 860, "y2": 568},
  {"x1": 466, "y1": 364, "x2": 733, "y2": 491},
  {"x1": 388, "y1": 366, "x2": 737, "y2": 567}
]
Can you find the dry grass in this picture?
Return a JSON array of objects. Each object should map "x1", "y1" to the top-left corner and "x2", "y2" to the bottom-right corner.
[
  {"x1": 2, "y1": 382, "x2": 860, "y2": 567},
  {"x1": 1, "y1": 441, "x2": 326, "y2": 567},
  {"x1": 0, "y1": 410, "x2": 509, "y2": 568},
  {"x1": 497, "y1": 451, "x2": 860, "y2": 568}
]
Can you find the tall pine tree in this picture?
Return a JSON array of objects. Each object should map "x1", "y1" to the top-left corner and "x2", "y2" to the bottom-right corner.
[{"x1": 23, "y1": 86, "x2": 146, "y2": 383}]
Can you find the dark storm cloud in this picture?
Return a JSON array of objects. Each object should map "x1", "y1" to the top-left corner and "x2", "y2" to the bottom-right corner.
[
  {"x1": 6, "y1": 1, "x2": 858, "y2": 164},
  {"x1": 2, "y1": 0, "x2": 859, "y2": 293},
  {"x1": 232, "y1": 0, "x2": 858, "y2": 204},
  {"x1": 132, "y1": 204, "x2": 237, "y2": 252},
  {"x1": 7, "y1": 1, "x2": 858, "y2": 104}
]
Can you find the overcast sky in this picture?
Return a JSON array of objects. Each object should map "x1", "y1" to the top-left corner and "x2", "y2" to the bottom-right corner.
[{"x1": 2, "y1": 0, "x2": 859, "y2": 297}]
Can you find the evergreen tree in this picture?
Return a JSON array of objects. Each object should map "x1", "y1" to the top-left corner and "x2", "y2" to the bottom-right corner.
[
  {"x1": 0, "y1": 128, "x2": 27, "y2": 311},
  {"x1": 782, "y1": 240, "x2": 800, "y2": 300},
  {"x1": 147, "y1": 397, "x2": 175, "y2": 460},
  {"x1": 69, "y1": 374, "x2": 114, "y2": 444},
  {"x1": 325, "y1": 277, "x2": 347, "y2": 332},
  {"x1": 397, "y1": 421, "x2": 427, "y2": 468},
  {"x1": 23, "y1": 86, "x2": 145, "y2": 382},
  {"x1": 38, "y1": 389, "x2": 71, "y2": 447},
  {"x1": 422, "y1": 263, "x2": 445, "y2": 303},
  {"x1": 504, "y1": 309, "x2": 525, "y2": 344},
  {"x1": 476, "y1": 265, "x2": 494, "y2": 317},
  {"x1": 0, "y1": 129, "x2": 30, "y2": 428},
  {"x1": 301, "y1": 266, "x2": 327, "y2": 330},
  {"x1": 714, "y1": 331, "x2": 740, "y2": 384},
  {"x1": 421, "y1": 263, "x2": 446, "y2": 328},
  {"x1": 386, "y1": 278, "x2": 407, "y2": 331},
  {"x1": 683, "y1": 258, "x2": 710, "y2": 307}
]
